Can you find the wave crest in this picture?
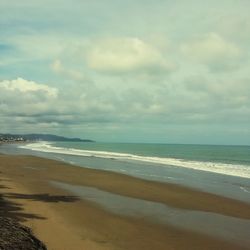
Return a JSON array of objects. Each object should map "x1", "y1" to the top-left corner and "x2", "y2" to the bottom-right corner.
[{"x1": 19, "y1": 142, "x2": 250, "y2": 179}]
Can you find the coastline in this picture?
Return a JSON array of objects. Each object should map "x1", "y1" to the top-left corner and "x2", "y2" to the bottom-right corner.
[{"x1": 0, "y1": 154, "x2": 250, "y2": 249}]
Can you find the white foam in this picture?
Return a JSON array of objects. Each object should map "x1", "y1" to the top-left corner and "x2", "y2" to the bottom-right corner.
[
  {"x1": 240, "y1": 187, "x2": 250, "y2": 193},
  {"x1": 19, "y1": 142, "x2": 250, "y2": 179}
]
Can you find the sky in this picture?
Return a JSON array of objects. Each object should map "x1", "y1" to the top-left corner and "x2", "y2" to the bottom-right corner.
[{"x1": 0, "y1": 0, "x2": 250, "y2": 144}]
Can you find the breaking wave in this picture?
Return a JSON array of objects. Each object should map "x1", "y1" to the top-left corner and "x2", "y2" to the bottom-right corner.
[{"x1": 19, "y1": 142, "x2": 250, "y2": 179}]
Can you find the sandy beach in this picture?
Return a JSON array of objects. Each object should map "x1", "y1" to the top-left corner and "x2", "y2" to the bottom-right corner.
[{"x1": 0, "y1": 154, "x2": 249, "y2": 250}]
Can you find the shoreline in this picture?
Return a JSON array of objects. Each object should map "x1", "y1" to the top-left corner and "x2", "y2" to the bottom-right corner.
[
  {"x1": 2, "y1": 141, "x2": 250, "y2": 205},
  {"x1": 1, "y1": 154, "x2": 250, "y2": 249}
]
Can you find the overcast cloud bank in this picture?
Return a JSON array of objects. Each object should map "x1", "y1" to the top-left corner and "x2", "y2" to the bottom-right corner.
[{"x1": 0, "y1": 0, "x2": 250, "y2": 144}]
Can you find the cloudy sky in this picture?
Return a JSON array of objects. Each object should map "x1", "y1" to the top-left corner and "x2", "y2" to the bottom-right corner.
[{"x1": 0, "y1": 0, "x2": 250, "y2": 144}]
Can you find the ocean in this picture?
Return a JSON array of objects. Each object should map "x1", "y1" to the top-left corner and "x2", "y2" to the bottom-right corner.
[{"x1": 1, "y1": 141, "x2": 250, "y2": 203}]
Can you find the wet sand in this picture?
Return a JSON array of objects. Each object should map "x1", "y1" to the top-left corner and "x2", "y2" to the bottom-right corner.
[{"x1": 0, "y1": 154, "x2": 250, "y2": 250}]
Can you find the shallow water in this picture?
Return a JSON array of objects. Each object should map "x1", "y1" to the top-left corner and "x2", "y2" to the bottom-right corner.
[{"x1": 51, "y1": 181, "x2": 250, "y2": 248}]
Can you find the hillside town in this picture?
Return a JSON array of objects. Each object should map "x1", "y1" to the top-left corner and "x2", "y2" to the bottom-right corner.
[{"x1": 0, "y1": 136, "x2": 26, "y2": 143}]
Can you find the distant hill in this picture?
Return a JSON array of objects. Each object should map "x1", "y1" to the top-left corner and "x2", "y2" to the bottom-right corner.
[{"x1": 0, "y1": 133, "x2": 94, "y2": 142}]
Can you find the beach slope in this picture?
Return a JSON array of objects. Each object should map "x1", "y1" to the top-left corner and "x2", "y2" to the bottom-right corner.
[{"x1": 0, "y1": 154, "x2": 249, "y2": 250}]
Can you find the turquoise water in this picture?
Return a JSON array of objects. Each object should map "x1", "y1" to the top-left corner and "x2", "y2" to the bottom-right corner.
[
  {"x1": 53, "y1": 142, "x2": 250, "y2": 166},
  {"x1": 16, "y1": 141, "x2": 250, "y2": 179},
  {"x1": 51, "y1": 142, "x2": 250, "y2": 179}
]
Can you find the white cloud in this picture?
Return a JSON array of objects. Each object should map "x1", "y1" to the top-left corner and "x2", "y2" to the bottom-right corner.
[
  {"x1": 0, "y1": 78, "x2": 58, "y2": 98},
  {"x1": 181, "y1": 33, "x2": 241, "y2": 69},
  {"x1": 86, "y1": 37, "x2": 175, "y2": 74},
  {"x1": 0, "y1": 77, "x2": 61, "y2": 131}
]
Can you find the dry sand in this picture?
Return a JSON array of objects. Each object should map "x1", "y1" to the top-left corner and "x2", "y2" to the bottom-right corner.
[{"x1": 0, "y1": 154, "x2": 249, "y2": 250}]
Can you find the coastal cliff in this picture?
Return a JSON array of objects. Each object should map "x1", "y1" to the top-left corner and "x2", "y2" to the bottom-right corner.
[{"x1": 0, "y1": 133, "x2": 94, "y2": 142}]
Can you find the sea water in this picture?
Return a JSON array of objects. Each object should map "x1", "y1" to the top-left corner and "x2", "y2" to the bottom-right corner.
[
  {"x1": 20, "y1": 141, "x2": 250, "y2": 178},
  {"x1": 1, "y1": 141, "x2": 250, "y2": 203}
]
